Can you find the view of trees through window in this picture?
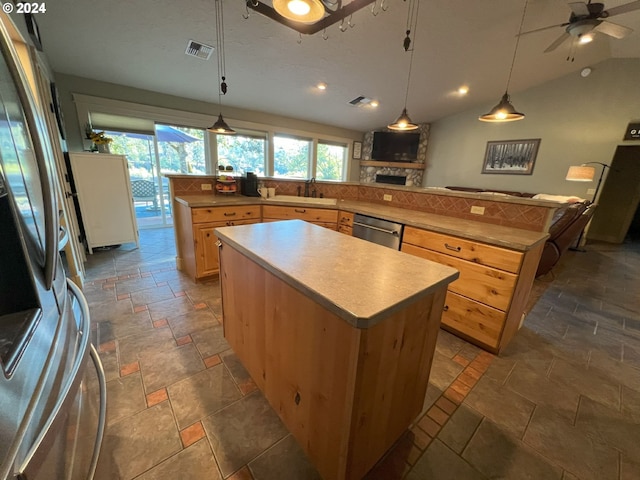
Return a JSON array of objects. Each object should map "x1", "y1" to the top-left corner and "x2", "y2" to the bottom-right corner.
[
  {"x1": 217, "y1": 134, "x2": 266, "y2": 175},
  {"x1": 316, "y1": 143, "x2": 347, "y2": 181},
  {"x1": 274, "y1": 135, "x2": 311, "y2": 178}
]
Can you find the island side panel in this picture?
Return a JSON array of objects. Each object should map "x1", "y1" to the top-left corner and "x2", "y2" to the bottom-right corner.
[
  {"x1": 346, "y1": 288, "x2": 447, "y2": 480},
  {"x1": 219, "y1": 241, "x2": 361, "y2": 480}
]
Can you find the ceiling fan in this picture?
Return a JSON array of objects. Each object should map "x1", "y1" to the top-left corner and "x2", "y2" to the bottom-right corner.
[{"x1": 520, "y1": 1, "x2": 640, "y2": 53}]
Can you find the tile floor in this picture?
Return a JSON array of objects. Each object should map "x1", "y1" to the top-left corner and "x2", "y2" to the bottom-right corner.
[{"x1": 85, "y1": 227, "x2": 640, "y2": 480}]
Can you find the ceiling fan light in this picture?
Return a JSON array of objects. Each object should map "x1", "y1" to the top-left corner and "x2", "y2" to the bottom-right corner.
[
  {"x1": 273, "y1": 0, "x2": 325, "y2": 23},
  {"x1": 479, "y1": 93, "x2": 525, "y2": 122},
  {"x1": 207, "y1": 113, "x2": 236, "y2": 135},
  {"x1": 578, "y1": 33, "x2": 594, "y2": 44},
  {"x1": 388, "y1": 108, "x2": 419, "y2": 131}
]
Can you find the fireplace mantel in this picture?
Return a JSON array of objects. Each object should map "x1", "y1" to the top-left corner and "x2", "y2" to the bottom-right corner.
[{"x1": 360, "y1": 161, "x2": 426, "y2": 170}]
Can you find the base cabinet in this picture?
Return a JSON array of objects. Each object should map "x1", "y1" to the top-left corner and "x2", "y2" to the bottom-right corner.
[
  {"x1": 402, "y1": 225, "x2": 544, "y2": 353},
  {"x1": 263, "y1": 205, "x2": 338, "y2": 230},
  {"x1": 338, "y1": 211, "x2": 354, "y2": 235},
  {"x1": 175, "y1": 203, "x2": 261, "y2": 280}
]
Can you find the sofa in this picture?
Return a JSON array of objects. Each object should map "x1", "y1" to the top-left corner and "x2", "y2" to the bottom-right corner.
[{"x1": 444, "y1": 186, "x2": 596, "y2": 277}]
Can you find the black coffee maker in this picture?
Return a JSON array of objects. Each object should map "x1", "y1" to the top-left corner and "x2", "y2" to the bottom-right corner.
[{"x1": 239, "y1": 172, "x2": 260, "y2": 197}]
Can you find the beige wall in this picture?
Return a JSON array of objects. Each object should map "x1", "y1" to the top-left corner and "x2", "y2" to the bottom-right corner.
[
  {"x1": 425, "y1": 58, "x2": 640, "y2": 199},
  {"x1": 54, "y1": 73, "x2": 365, "y2": 180}
]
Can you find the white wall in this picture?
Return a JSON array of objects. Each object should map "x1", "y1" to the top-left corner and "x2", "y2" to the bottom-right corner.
[{"x1": 425, "y1": 58, "x2": 640, "y2": 199}]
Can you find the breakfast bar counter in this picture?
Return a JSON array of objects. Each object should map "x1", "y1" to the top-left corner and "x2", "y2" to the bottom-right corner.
[{"x1": 215, "y1": 220, "x2": 458, "y2": 480}]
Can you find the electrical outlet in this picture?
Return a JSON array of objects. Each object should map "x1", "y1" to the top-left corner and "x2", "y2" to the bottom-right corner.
[
  {"x1": 587, "y1": 188, "x2": 596, "y2": 195},
  {"x1": 470, "y1": 206, "x2": 485, "y2": 215},
  {"x1": 201, "y1": 183, "x2": 212, "y2": 191},
  {"x1": 383, "y1": 194, "x2": 392, "y2": 201}
]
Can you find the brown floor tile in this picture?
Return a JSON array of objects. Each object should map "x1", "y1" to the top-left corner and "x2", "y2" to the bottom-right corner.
[
  {"x1": 436, "y1": 396, "x2": 457, "y2": 415},
  {"x1": 453, "y1": 354, "x2": 470, "y2": 367},
  {"x1": 180, "y1": 421, "x2": 206, "y2": 448},
  {"x1": 227, "y1": 466, "x2": 254, "y2": 480},
  {"x1": 120, "y1": 361, "x2": 140, "y2": 376},
  {"x1": 153, "y1": 318, "x2": 169, "y2": 328},
  {"x1": 146, "y1": 388, "x2": 169, "y2": 408},
  {"x1": 134, "y1": 305, "x2": 148, "y2": 313},
  {"x1": 176, "y1": 334, "x2": 193, "y2": 346},
  {"x1": 204, "y1": 354, "x2": 222, "y2": 368},
  {"x1": 98, "y1": 340, "x2": 116, "y2": 353},
  {"x1": 427, "y1": 405, "x2": 449, "y2": 426},
  {"x1": 417, "y1": 415, "x2": 441, "y2": 438}
]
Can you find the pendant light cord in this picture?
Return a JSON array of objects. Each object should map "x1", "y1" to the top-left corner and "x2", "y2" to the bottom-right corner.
[
  {"x1": 504, "y1": 0, "x2": 529, "y2": 93},
  {"x1": 215, "y1": 0, "x2": 227, "y2": 105},
  {"x1": 402, "y1": 0, "x2": 420, "y2": 109}
]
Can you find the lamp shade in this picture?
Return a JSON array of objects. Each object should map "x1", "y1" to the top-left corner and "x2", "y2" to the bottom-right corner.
[
  {"x1": 273, "y1": 0, "x2": 325, "y2": 23},
  {"x1": 479, "y1": 93, "x2": 525, "y2": 122},
  {"x1": 387, "y1": 108, "x2": 419, "y2": 131},
  {"x1": 207, "y1": 114, "x2": 236, "y2": 135},
  {"x1": 566, "y1": 165, "x2": 595, "y2": 181}
]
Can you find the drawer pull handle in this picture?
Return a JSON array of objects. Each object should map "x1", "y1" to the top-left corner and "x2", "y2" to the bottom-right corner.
[
  {"x1": 295, "y1": 208, "x2": 306, "y2": 213},
  {"x1": 443, "y1": 305, "x2": 449, "y2": 312},
  {"x1": 224, "y1": 212, "x2": 237, "y2": 217},
  {"x1": 445, "y1": 243, "x2": 461, "y2": 252}
]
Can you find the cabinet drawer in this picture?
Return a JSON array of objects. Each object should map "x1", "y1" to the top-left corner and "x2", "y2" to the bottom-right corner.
[
  {"x1": 401, "y1": 243, "x2": 516, "y2": 311},
  {"x1": 403, "y1": 226, "x2": 523, "y2": 274},
  {"x1": 192, "y1": 205, "x2": 261, "y2": 223},
  {"x1": 263, "y1": 205, "x2": 338, "y2": 223},
  {"x1": 441, "y1": 291, "x2": 504, "y2": 349},
  {"x1": 338, "y1": 225, "x2": 353, "y2": 236},
  {"x1": 338, "y1": 211, "x2": 354, "y2": 227}
]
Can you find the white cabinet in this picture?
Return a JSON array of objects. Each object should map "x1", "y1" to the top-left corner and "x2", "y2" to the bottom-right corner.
[{"x1": 69, "y1": 153, "x2": 139, "y2": 253}]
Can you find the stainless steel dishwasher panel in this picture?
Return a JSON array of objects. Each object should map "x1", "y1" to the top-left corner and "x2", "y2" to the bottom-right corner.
[{"x1": 352, "y1": 214, "x2": 404, "y2": 250}]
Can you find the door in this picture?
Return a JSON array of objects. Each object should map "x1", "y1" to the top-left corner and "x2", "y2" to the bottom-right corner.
[{"x1": 587, "y1": 146, "x2": 640, "y2": 244}]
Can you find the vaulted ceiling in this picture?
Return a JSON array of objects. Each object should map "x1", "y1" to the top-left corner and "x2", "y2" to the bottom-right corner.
[{"x1": 35, "y1": 0, "x2": 640, "y2": 131}]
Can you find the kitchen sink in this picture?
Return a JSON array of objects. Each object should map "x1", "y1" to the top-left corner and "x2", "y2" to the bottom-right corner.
[{"x1": 265, "y1": 195, "x2": 337, "y2": 206}]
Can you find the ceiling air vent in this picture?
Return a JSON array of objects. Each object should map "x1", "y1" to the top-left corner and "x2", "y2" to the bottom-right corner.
[
  {"x1": 185, "y1": 40, "x2": 214, "y2": 60},
  {"x1": 349, "y1": 96, "x2": 373, "y2": 107}
]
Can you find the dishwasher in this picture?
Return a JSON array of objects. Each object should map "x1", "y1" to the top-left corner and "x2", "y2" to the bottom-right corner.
[{"x1": 352, "y1": 213, "x2": 404, "y2": 250}]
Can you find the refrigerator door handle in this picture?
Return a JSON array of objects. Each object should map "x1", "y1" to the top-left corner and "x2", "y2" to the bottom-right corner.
[{"x1": 87, "y1": 344, "x2": 107, "y2": 480}]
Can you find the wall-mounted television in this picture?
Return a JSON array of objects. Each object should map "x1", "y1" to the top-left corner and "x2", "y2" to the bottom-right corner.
[{"x1": 371, "y1": 131, "x2": 420, "y2": 162}]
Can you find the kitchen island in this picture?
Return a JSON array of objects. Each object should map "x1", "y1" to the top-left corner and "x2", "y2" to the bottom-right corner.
[{"x1": 215, "y1": 220, "x2": 458, "y2": 480}]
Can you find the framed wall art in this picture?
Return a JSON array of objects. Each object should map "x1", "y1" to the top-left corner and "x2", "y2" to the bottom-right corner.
[
  {"x1": 352, "y1": 141, "x2": 362, "y2": 160},
  {"x1": 482, "y1": 138, "x2": 541, "y2": 175}
]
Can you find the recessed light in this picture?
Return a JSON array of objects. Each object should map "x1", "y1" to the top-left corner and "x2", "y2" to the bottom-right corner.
[
  {"x1": 458, "y1": 86, "x2": 469, "y2": 95},
  {"x1": 316, "y1": 82, "x2": 327, "y2": 90}
]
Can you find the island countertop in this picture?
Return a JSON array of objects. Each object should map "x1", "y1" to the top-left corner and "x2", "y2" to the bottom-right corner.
[{"x1": 215, "y1": 219, "x2": 459, "y2": 328}]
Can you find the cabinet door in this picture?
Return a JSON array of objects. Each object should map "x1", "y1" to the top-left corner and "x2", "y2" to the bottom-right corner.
[
  {"x1": 194, "y1": 225, "x2": 219, "y2": 277},
  {"x1": 441, "y1": 291, "x2": 504, "y2": 349},
  {"x1": 338, "y1": 211, "x2": 354, "y2": 227}
]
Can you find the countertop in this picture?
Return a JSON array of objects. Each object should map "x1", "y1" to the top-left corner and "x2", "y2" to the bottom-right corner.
[
  {"x1": 175, "y1": 194, "x2": 549, "y2": 251},
  {"x1": 215, "y1": 220, "x2": 459, "y2": 329}
]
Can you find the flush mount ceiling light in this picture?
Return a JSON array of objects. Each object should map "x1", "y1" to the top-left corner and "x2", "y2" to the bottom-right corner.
[
  {"x1": 316, "y1": 82, "x2": 327, "y2": 90},
  {"x1": 479, "y1": 0, "x2": 528, "y2": 122},
  {"x1": 388, "y1": 0, "x2": 420, "y2": 132},
  {"x1": 246, "y1": 0, "x2": 378, "y2": 35},
  {"x1": 207, "y1": 0, "x2": 235, "y2": 135}
]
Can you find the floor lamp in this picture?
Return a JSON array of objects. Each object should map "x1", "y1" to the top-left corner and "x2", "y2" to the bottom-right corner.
[{"x1": 565, "y1": 162, "x2": 610, "y2": 251}]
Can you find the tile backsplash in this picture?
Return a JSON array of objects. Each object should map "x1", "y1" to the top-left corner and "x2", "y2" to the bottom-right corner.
[{"x1": 169, "y1": 176, "x2": 551, "y2": 232}]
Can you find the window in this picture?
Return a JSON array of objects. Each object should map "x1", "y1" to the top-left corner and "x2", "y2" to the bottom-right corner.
[
  {"x1": 316, "y1": 142, "x2": 347, "y2": 181},
  {"x1": 217, "y1": 132, "x2": 266, "y2": 175},
  {"x1": 274, "y1": 135, "x2": 312, "y2": 178},
  {"x1": 155, "y1": 125, "x2": 206, "y2": 175}
]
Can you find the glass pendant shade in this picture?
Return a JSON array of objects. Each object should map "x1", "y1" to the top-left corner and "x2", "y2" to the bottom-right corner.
[
  {"x1": 273, "y1": 0, "x2": 325, "y2": 23},
  {"x1": 479, "y1": 93, "x2": 525, "y2": 122},
  {"x1": 387, "y1": 108, "x2": 419, "y2": 131},
  {"x1": 207, "y1": 114, "x2": 236, "y2": 135}
]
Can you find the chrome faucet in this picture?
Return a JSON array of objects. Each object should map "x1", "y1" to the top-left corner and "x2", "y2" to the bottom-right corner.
[{"x1": 304, "y1": 177, "x2": 315, "y2": 197}]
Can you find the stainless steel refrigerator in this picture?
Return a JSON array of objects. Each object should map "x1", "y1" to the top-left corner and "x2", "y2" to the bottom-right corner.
[{"x1": 0, "y1": 18, "x2": 106, "y2": 480}]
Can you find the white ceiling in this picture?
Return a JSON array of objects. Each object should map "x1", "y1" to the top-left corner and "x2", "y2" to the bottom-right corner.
[{"x1": 35, "y1": 0, "x2": 640, "y2": 132}]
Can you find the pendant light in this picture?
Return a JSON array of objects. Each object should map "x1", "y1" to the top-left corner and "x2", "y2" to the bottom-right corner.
[
  {"x1": 272, "y1": 0, "x2": 325, "y2": 24},
  {"x1": 479, "y1": 0, "x2": 529, "y2": 122},
  {"x1": 207, "y1": 0, "x2": 236, "y2": 135},
  {"x1": 388, "y1": 0, "x2": 420, "y2": 132}
]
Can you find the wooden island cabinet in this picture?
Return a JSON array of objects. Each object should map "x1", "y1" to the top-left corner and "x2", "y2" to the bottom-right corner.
[{"x1": 215, "y1": 221, "x2": 458, "y2": 480}]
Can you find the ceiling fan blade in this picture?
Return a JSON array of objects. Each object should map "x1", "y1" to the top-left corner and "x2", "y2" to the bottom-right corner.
[
  {"x1": 594, "y1": 20, "x2": 633, "y2": 38},
  {"x1": 519, "y1": 23, "x2": 567, "y2": 36},
  {"x1": 544, "y1": 32, "x2": 571, "y2": 52},
  {"x1": 603, "y1": 0, "x2": 640, "y2": 18},
  {"x1": 568, "y1": 2, "x2": 590, "y2": 16}
]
